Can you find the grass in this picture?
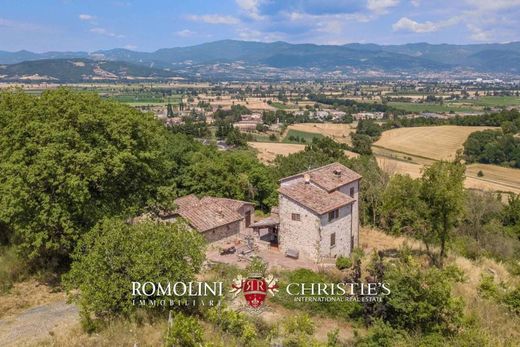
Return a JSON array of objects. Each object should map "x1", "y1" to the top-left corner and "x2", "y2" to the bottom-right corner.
[
  {"x1": 282, "y1": 129, "x2": 324, "y2": 144},
  {"x1": 388, "y1": 102, "x2": 477, "y2": 113},
  {"x1": 374, "y1": 125, "x2": 496, "y2": 161},
  {"x1": 456, "y1": 96, "x2": 520, "y2": 107},
  {"x1": 0, "y1": 246, "x2": 26, "y2": 293},
  {"x1": 270, "y1": 102, "x2": 289, "y2": 110}
]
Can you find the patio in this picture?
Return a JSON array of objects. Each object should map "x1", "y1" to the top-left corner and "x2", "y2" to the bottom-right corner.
[{"x1": 206, "y1": 239, "x2": 331, "y2": 272}]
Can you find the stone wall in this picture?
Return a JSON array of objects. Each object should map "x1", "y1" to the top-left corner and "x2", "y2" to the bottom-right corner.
[
  {"x1": 237, "y1": 204, "x2": 255, "y2": 233},
  {"x1": 337, "y1": 180, "x2": 360, "y2": 248},
  {"x1": 279, "y1": 195, "x2": 321, "y2": 261},
  {"x1": 318, "y1": 204, "x2": 352, "y2": 259},
  {"x1": 202, "y1": 220, "x2": 241, "y2": 243}
]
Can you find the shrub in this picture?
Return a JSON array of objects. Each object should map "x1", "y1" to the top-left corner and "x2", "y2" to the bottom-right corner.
[
  {"x1": 478, "y1": 275, "x2": 500, "y2": 300},
  {"x1": 206, "y1": 307, "x2": 258, "y2": 345},
  {"x1": 383, "y1": 259, "x2": 464, "y2": 335},
  {"x1": 245, "y1": 256, "x2": 268, "y2": 276},
  {"x1": 165, "y1": 312, "x2": 204, "y2": 347},
  {"x1": 355, "y1": 320, "x2": 410, "y2": 347},
  {"x1": 477, "y1": 170, "x2": 484, "y2": 177},
  {"x1": 336, "y1": 256, "x2": 352, "y2": 270},
  {"x1": 64, "y1": 218, "x2": 206, "y2": 322},
  {"x1": 282, "y1": 313, "x2": 319, "y2": 347},
  {"x1": 504, "y1": 286, "x2": 520, "y2": 315}
]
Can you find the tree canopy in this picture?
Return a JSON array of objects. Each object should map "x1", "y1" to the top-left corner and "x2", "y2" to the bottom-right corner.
[{"x1": 0, "y1": 88, "x2": 177, "y2": 267}]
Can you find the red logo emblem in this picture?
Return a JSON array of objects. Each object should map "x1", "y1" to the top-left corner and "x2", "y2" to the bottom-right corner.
[{"x1": 230, "y1": 274, "x2": 278, "y2": 309}]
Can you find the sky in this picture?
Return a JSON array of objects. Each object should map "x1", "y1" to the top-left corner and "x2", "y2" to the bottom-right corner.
[{"x1": 0, "y1": 0, "x2": 519, "y2": 52}]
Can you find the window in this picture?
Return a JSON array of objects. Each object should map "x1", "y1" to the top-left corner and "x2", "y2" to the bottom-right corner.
[
  {"x1": 291, "y1": 213, "x2": 301, "y2": 221},
  {"x1": 328, "y1": 209, "x2": 339, "y2": 222},
  {"x1": 349, "y1": 187, "x2": 355, "y2": 198},
  {"x1": 330, "y1": 233, "x2": 336, "y2": 247}
]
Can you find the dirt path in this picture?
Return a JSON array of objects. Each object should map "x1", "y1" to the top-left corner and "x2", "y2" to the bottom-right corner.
[{"x1": 0, "y1": 300, "x2": 78, "y2": 346}]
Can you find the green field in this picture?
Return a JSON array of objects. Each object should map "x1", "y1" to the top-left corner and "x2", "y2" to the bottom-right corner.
[
  {"x1": 455, "y1": 96, "x2": 520, "y2": 107},
  {"x1": 390, "y1": 96, "x2": 520, "y2": 113},
  {"x1": 389, "y1": 102, "x2": 477, "y2": 113},
  {"x1": 270, "y1": 102, "x2": 290, "y2": 110},
  {"x1": 282, "y1": 129, "x2": 324, "y2": 144}
]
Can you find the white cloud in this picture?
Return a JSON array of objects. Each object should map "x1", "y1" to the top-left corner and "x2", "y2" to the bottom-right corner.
[
  {"x1": 393, "y1": 16, "x2": 460, "y2": 33},
  {"x1": 410, "y1": 0, "x2": 420, "y2": 6},
  {"x1": 124, "y1": 44, "x2": 137, "y2": 49},
  {"x1": 235, "y1": 0, "x2": 265, "y2": 20},
  {"x1": 237, "y1": 28, "x2": 285, "y2": 41},
  {"x1": 367, "y1": 0, "x2": 400, "y2": 14},
  {"x1": 90, "y1": 27, "x2": 124, "y2": 38},
  {"x1": 187, "y1": 14, "x2": 239, "y2": 25},
  {"x1": 79, "y1": 14, "x2": 95, "y2": 21},
  {"x1": 176, "y1": 29, "x2": 196, "y2": 37}
]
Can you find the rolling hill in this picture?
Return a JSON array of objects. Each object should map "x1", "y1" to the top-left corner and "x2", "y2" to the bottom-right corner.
[
  {"x1": 0, "y1": 40, "x2": 518, "y2": 81},
  {"x1": 0, "y1": 59, "x2": 178, "y2": 82}
]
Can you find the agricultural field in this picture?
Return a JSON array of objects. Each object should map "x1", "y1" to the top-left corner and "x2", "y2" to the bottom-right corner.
[
  {"x1": 248, "y1": 142, "x2": 358, "y2": 164},
  {"x1": 454, "y1": 95, "x2": 520, "y2": 107},
  {"x1": 466, "y1": 163, "x2": 520, "y2": 194},
  {"x1": 376, "y1": 157, "x2": 520, "y2": 195},
  {"x1": 282, "y1": 129, "x2": 324, "y2": 144},
  {"x1": 388, "y1": 102, "x2": 478, "y2": 113},
  {"x1": 373, "y1": 125, "x2": 496, "y2": 161},
  {"x1": 285, "y1": 123, "x2": 355, "y2": 145},
  {"x1": 248, "y1": 142, "x2": 306, "y2": 163}
]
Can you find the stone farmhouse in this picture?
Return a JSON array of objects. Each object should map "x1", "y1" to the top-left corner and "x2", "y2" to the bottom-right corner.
[
  {"x1": 275, "y1": 162, "x2": 361, "y2": 261},
  {"x1": 159, "y1": 195, "x2": 255, "y2": 243},
  {"x1": 156, "y1": 162, "x2": 361, "y2": 263}
]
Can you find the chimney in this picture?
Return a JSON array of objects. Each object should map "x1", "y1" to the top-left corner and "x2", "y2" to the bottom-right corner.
[
  {"x1": 303, "y1": 173, "x2": 311, "y2": 184},
  {"x1": 333, "y1": 169, "x2": 342, "y2": 176}
]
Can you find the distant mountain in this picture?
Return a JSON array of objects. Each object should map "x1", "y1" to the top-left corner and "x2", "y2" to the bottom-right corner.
[
  {"x1": 0, "y1": 40, "x2": 519, "y2": 81},
  {"x1": 0, "y1": 58, "x2": 178, "y2": 82}
]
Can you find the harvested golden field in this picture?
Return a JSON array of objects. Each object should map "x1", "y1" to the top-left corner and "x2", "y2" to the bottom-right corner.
[
  {"x1": 374, "y1": 126, "x2": 496, "y2": 160},
  {"x1": 466, "y1": 163, "x2": 520, "y2": 194},
  {"x1": 376, "y1": 156, "x2": 423, "y2": 178},
  {"x1": 249, "y1": 141, "x2": 358, "y2": 164},
  {"x1": 286, "y1": 123, "x2": 355, "y2": 144},
  {"x1": 376, "y1": 156, "x2": 520, "y2": 194},
  {"x1": 248, "y1": 142, "x2": 305, "y2": 163}
]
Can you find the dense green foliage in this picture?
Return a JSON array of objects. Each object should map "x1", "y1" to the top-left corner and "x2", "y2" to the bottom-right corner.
[
  {"x1": 336, "y1": 256, "x2": 352, "y2": 270},
  {"x1": 351, "y1": 120, "x2": 382, "y2": 155},
  {"x1": 307, "y1": 94, "x2": 398, "y2": 113},
  {"x1": 0, "y1": 89, "x2": 178, "y2": 267},
  {"x1": 463, "y1": 129, "x2": 520, "y2": 168},
  {"x1": 65, "y1": 219, "x2": 205, "y2": 320},
  {"x1": 164, "y1": 312, "x2": 204, "y2": 347}
]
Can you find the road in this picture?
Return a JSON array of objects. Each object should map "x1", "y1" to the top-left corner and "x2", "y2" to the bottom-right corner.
[{"x1": 0, "y1": 300, "x2": 78, "y2": 346}]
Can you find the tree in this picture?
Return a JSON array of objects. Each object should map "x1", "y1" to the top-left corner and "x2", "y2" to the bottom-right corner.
[
  {"x1": 463, "y1": 190, "x2": 502, "y2": 242},
  {"x1": 65, "y1": 218, "x2": 206, "y2": 321},
  {"x1": 351, "y1": 133, "x2": 373, "y2": 155},
  {"x1": 0, "y1": 89, "x2": 177, "y2": 268},
  {"x1": 381, "y1": 175, "x2": 429, "y2": 240},
  {"x1": 420, "y1": 161, "x2": 465, "y2": 267}
]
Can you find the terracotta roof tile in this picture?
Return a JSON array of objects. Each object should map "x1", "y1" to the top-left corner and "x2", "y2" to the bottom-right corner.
[
  {"x1": 279, "y1": 182, "x2": 355, "y2": 215},
  {"x1": 177, "y1": 204, "x2": 242, "y2": 232},
  {"x1": 200, "y1": 197, "x2": 254, "y2": 212},
  {"x1": 172, "y1": 195, "x2": 248, "y2": 232},
  {"x1": 281, "y1": 162, "x2": 361, "y2": 192}
]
